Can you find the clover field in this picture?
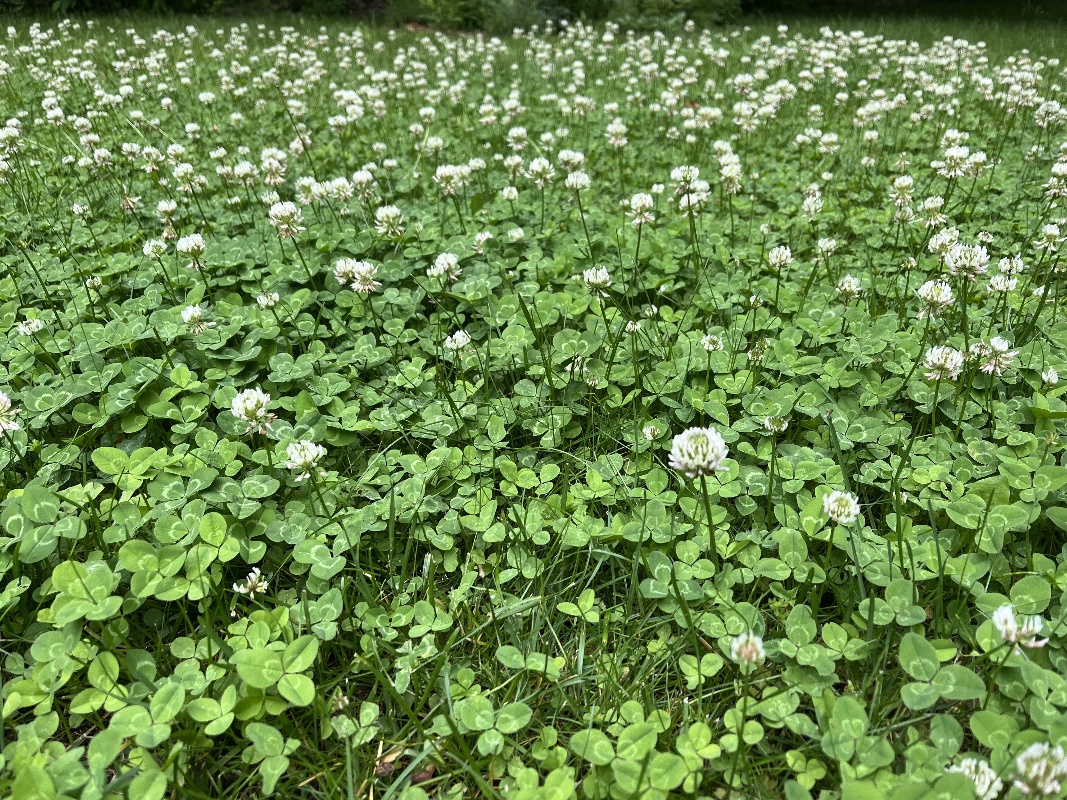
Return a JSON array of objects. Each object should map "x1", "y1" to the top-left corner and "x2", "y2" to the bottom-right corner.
[{"x1": 4, "y1": 15, "x2": 1067, "y2": 800}]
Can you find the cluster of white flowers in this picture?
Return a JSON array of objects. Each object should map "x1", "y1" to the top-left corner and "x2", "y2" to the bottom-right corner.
[
  {"x1": 991, "y1": 604, "x2": 1047, "y2": 652},
  {"x1": 0, "y1": 391, "x2": 19, "y2": 432},
  {"x1": 582, "y1": 266, "x2": 612, "y2": 297},
  {"x1": 233, "y1": 567, "x2": 269, "y2": 600},
  {"x1": 444, "y1": 329, "x2": 472, "y2": 351},
  {"x1": 231, "y1": 388, "x2": 274, "y2": 434},
  {"x1": 730, "y1": 631, "x2": 765, "y2": 668},
  {"x1": 334, "y1": 258, "x2": 381, "y2": 293},
  {"x1": 181, "y1": 304, "x2": 215, "y2": 335},
  {"x1": 947, "y1": 758, "x2": 1002, "y2": 800},
  {"x1": 669, "y1": 427, "x2": 729, "y2": 478},
  {"x1": 1013, "y1": 743, "x2": 1067, "y2": 796},
  {"x1": 427, "y1": 253, "x2": 462, "y2": 282},
  {"x1": 285, "y1": 440, "x2": 327, "y2": 482},
  {"x1": 924, "y1": 346, "x2": 965, "y2": 382},
  {"x1": 823, "y1": 490, "x2": 861, "y2": 525},
  {"x1": 267, "y1": 201, "x2": 305, "y2": 238}
]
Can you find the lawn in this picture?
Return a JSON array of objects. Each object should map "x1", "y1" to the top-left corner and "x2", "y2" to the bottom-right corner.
[{"x1": 1, "y1": 9, "x2": 1067, "y2": 800}]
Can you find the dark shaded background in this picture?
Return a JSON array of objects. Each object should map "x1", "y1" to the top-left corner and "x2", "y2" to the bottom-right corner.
[{"x1": 1, "y1": 0, "x2": 1062, "y2": 35}]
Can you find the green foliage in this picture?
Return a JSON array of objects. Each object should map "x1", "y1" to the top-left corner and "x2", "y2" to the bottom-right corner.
[{"x1": 1, "y1": 11, "x2": 1067, "y2": 800}]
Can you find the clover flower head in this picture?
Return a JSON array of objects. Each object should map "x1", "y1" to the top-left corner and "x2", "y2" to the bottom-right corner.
[
  {"x1": 730, "y1": 631, "x2": 765, "y2": 667},
  {"x1": 924, "y1": 346, "x2": 965, "y2": 381},
  {"x1": 182, "y1": 304, "x2": 215, "y2": 335},
  {"x1": 764, "y1": 416, "x2": 788, "y2": 434},
  {"x1": 669, "y1": 426, "x2": 729, "y2": 478},
  {"x1": 0, "y1": 391, "x2": 20, "y2": 431},
  {"x1": 565, "y1": 170, "x2": 590, "y2": 191},
  {"x1": 267, "y1": 201, "x2": 305, "y2": 238},
  {"x1": 233, "y1": 567, "x2": 269, "y2": 599},
  {"x1": 768, "y1": 246, "x2": 793, "y2": 270},
  {"x1": 917, "y1": 280, "x2": 954, "y2": 319},
  {"x1": 231, "y1": 388, "x2": 274, "y2": 434},
  {"x1": 980, "y1": 336, "x2": 1017, "y2": 376},
  {"x1": 286, "y1": 440, "x2": 327, "y2": 481},
  {"x1": 836, "y1": 274, "x2": 862, "y2": 300},
  {"x1": 176, "y1": 233, "x2": 206, "y2": 267},
  {"x1": 428, "y1": 253, "x2": 461, "y2": 282},
  {"x1": 1013, "y1": 742, "x2": 1067, "y2": 796},
  {"x1": 992, "y1": 604, "x2": 1047, "y2": 652},
  {"x1": 16, "y1": 318, "x2": 44, "y2": 336},
  {"x1": 823, "y1": 489, "x2": 860, "y2": 525},
  {"x1": 444, "y1": 329, "x2": 471, "y2": 351},
  {"x1": 582, "y1": 266, "x2": 612, "y2": 296},
  {"x1": 701, "y1": 334, "x2": 724, "y2": 352},
  {"x1": 374, "y1": 204, "x2": 404, "y2": 237},
  {"x1": 947, "y1": 758, "x2": 1003, "y2": 800}
]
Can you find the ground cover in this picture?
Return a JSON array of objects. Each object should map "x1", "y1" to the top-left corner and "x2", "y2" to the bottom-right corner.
[{"x1": 2, "y1": 13, "x2": 1067, "y2": 800}]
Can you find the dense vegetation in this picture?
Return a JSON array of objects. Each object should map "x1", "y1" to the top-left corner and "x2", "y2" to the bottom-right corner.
[{"x1": 3, "y1": 13, "x2": 1067, "y2": 800}]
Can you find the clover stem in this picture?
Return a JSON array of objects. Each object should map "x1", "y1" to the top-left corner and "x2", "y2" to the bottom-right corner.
[{"x1": 699, "y1": 474, "x2": 719, "y2": 570}]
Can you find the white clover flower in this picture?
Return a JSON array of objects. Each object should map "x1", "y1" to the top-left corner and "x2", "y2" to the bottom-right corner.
[
  {"x1": 947, "y1": 758, "x2": 1003, "y2": 800},
  {"x1": 836, "y1": 274, "x2": 861, "y2": 300},
  {"x1": 669, "y1": 426, "x2": 729, "y2": 478},
  {"x1": 823, "y1": 490, "x2": 860, "y2": 525},
  {"x1": 701, "y1": 334, "x2": 724, "y2": 352},
  {"x1": 917, "y1": 280, "x2": 954, "y2": 319},
  {"x1": 257, "y1": 292, "x2": 280, "y2": 309},
  {"x1": 924, "y1": 346, "x2": 965, "y2": 382},
  {"x1": 182, "y1": 304, "x2": 215, "y2": 335},
  {"x1": 0, "y1": 391, "x2": 19, "y2": 431},
  {"x1": 582, "y1": 266, "x2": 612, "y2": 296},
  {"x1": 999, "y1": 255, "x2": 1025, "y2": 275},
  {"x1": 231, "y1": 388, "x2": 274, "y2": 434},
  {"x1": 267, "y1": 201, "x2": 305, "y2": 238},
  {"x1": 349, "y1": 261, "x2": 381, "y2": 293},
  {"x1": 988, "y1": 274, "x2": 1017, "y2": 294},
  {"x1": 176, "y1": 233, "x2": 206, "y2": 268},
  {"x1": 525, "y1": 157, "x2": 555, "y2": 187},
  {"x1": 768, "y1": 245, "x2": 793, "y2": 271},
  {"x1": 945, "y1": 243, "x2": 990, "y2": 282},
  {"x1": 427, "y1": 253, "x2": 461, "y2": 282},
  {"x1": 16, "y1": 318, "x2": 44, "y2": 336},
  {"x1": 1014, "y1": 743, "x2": 1067, "y2": 796},
  {"x1": 565, "y1": 170, "x2": 590, "y2": 192},
  {"x1": 763, "y1": 416, "x2": 788, "y2": 434},
  {"x1": 642, "y1": 424, "x2": 659, "y2": 441},
  {"x1": 507, "y1": 227, "x2": 525, "y2": 242},
  {"x1": 628, "y1": 192, "x2": 655, "y2": 227},
  {"x1": 501, "y1": 186, "x2": 519, "y2": 202},
  {"x1": 473, "y1": 231, "x2": 494, "y2": 254},
  {"x1": 730, "y1": 631, "x2": 765, "y2": 667},
  {"x1": 233, "y1": 567, "x2": 269, "y2": 599},
  {"x1": 980, "y1": 337, "x2": 1017, "y2": 377},
  {"x1": 626, "y1": 320, "x2": 642, "y2": 334},
  {"x1": 333, "y1": 258, "x2": 380, "y2": 293},
  {"x1": 1043, "y1": 368, "x2": 1059, "y2": 387},
  {"x1": 444, "y1": 329, "x2": 472, "y2": 352},
  {"x1": 992, "y1": 604, "x2": 1047, "y2": 651},
  {"x1": 84, "y1": 275, "x2": 102, "y2": 291},
  {"x1": 1037, "y1": 223, "x2": 1063, "y2": 252},
  {"x1": 286, "y1": 440, "x2": 327, "y2": 481},
  {"x1": 143, "y1": 239, "x2": 167, "y2": 258},
  {"x1": 558, "y1": 149, "x2": 585, "y2": 171},
  {"x1": 374, "y1": 205, "x2": 404, "y2": 237}
]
